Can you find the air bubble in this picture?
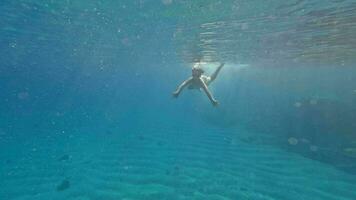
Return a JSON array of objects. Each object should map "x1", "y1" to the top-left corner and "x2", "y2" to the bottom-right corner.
[
  {"x1": 310, "y1": 145, "x2": 318, "y2": 152},
  {"x1": 17, "y1": 92, "x2": 29, "y2": 100},
  {"x1": 288, "y1": 137, "x2": 298, "y2": 145},
  {"x1": 162, "y1": 0, "x2": 173, "y2": 5},
  {"x1": 294, "y1": 102, "x2": 302, "y2": 108},
  {"x1": 241, "y1": 23, "x2": 249, "y2": 30},
  {"x1": 9, "y1": 42, "x2": 16, "y2": 48}
]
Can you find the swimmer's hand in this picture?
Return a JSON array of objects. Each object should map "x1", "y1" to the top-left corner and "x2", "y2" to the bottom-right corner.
[{"x1": 212, "y1": 99, "x2": 219, "y2": 106}]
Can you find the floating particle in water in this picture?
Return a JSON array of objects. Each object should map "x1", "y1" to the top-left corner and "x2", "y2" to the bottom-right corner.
[
  {"x1": 300, "y1": 138, "x2": 310, "y2": 144},
  {"x1": 241, "y1": 23, "x2": 249, "y2": 30},
  {"x1": 230, "y1": 139, "x2": 237, "y2": 145},
  {"x1": 138, "y1": 135, "x2": 145, "y2": 141},
  {"x1": 310, "y1": 145, "x2": 318, "y2": 152},
  {"x1": 162, "y1": 0, "x2": 173, "y2": 5},
  {"x1": 174, "y1": 165, "x2": 180, "y2": 171},
  {"x1": 56, "y1": 179, "x2": 70, "y2": 192},
  {"x1": 288, "y1": 137, "x2": 298, "y2": 145},
  {"x1": 55, "y1": 112, "x2": 65, "y2": 117},
  {"x1": 157, "y1": 141, "x2": 164, "y2": 146},
  {"x1": 241, "y1": 136, "x2": 256, "y2": 144},
  {"x1": 294, "y1": 102, "x2": 302, "y2": 108},
  {"x1": 240, "y1": 187, "x2": 248, "y2": 192},
  {"x1": 310, "y1": 99, "x2": 318, "y2": 105},
  {"x1": 232, "y1": 2, "x2": 240, "y2": 11},
  {"x1": 168, "y1": 165, "x2": 180, "y2": 175},
  {"x1": 343, "y1": 148, "x2": 356, "y2": 156},
  {"x1": 17, "y1": 91, "x2": 29, "y2": 100},
  {"x1": 33, "y1": 123, "x2": 40, "y2": 129},
  {"x1": 121, "y1": 38, "x2": 131, "y2": 46},
  {"x1": 9, "y1": 42, "x2": 16, "y2": 48}
]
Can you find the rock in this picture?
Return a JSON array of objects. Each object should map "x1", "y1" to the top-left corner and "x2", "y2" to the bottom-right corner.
[
  {"x1": 58, "y1": 155, "x2": 70, "y2": 161},
  {"x1": 56, "y1": 179, "x2": 70, "y2": 191},
  {"x1": 157, "y1": 141, "x2": 164, "y2": 146},
  {"x1": 138, "y1": 135, "x2": 145, "y2": 141},
  {"x1": 240, "y1": 187, "x2": 248, "y2": 192}
]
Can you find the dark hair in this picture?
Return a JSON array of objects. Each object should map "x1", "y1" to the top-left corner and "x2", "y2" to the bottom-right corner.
[{"x1": 192, "y1": 67, "x2": 204, "y2": 74}]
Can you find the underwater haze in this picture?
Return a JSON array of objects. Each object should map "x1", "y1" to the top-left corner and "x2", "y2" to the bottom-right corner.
[{"x1": 1, "y1": 0, "x2": 356, "y2": 199}]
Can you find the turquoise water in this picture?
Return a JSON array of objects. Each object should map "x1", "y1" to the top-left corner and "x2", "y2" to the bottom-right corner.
[{"x1": 1, "y1": 1, "x2": 356, "y2": 199}]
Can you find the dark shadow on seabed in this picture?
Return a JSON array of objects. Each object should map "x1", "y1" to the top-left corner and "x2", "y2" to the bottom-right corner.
[{"x1": 200, "y1": 64, "x2": 356, "y2": 175}]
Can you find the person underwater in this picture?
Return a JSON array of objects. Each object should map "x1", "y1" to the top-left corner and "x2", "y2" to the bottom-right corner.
[{"x1": 172, "y1": 62, "x2": 224, "y2": 106}]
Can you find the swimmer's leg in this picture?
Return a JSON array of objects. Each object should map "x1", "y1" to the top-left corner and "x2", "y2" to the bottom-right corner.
[
  {"x1": 172, "y1": 77, "x2": 193, "y2": 98},
  {"x1": 199, "y1": 77, "x2": 218, "y2": 106},
  {"x1": 210, "y1": 63, "x2": 224, "y2": 82}
]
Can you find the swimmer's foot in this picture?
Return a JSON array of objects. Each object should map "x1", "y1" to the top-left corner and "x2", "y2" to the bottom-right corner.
[{"x1": 172, "y1": 91, "x2": 179, "y2": 98}]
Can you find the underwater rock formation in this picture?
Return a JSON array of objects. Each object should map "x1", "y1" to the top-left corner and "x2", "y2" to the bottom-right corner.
[
  {"x1": 56, "y1": 179, "x2": 70, "y2": 192},
  {"x1": 203, "y1": 96, "x2": 356, "y2": 173},
  {"x1": 58, "y1": 154, "x2": 70, "y2": 161}
]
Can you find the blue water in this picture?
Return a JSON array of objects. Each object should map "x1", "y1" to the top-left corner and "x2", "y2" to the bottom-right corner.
[{"x1": 1, "y1": 1, "x2": 356, "y2": 199}]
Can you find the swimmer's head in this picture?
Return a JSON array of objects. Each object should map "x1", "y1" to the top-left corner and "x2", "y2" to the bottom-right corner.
[{"x1": 192, "y1": 66, "x2": 204, "y2": 77}]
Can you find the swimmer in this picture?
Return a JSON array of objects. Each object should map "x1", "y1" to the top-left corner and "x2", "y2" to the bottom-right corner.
[{"x1": 172, "y1": 62, "x2": 224, "y2": 106}]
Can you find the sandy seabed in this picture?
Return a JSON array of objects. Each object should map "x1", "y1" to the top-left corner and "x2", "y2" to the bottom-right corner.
[{"x1": 1, "y1": 126, "x2": 356, "y2": 200}]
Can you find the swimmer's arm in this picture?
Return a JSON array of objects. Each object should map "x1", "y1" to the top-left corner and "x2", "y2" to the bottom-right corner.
[
  {"x1": 199, "y1": 78, "x2": 218, "y2": 106},
  {"x1": 173, "y1": 77, "x2": 193, "y2": 97}
]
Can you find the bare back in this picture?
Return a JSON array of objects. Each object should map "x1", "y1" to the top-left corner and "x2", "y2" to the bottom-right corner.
[{"x1": 187, "y1": 75, "x2": 211, "y2": 90}]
